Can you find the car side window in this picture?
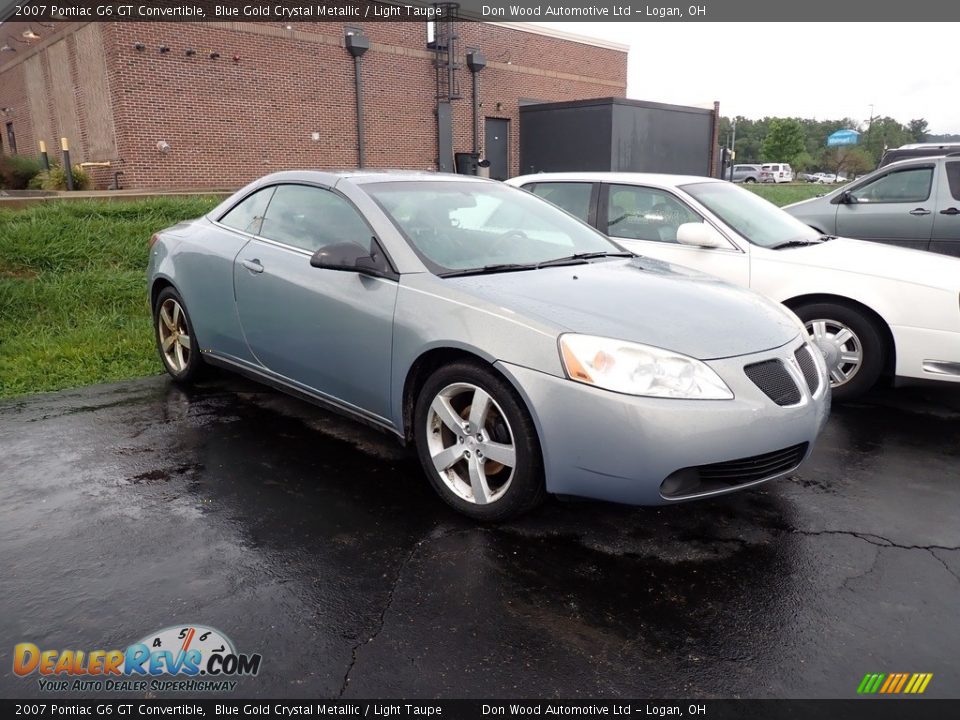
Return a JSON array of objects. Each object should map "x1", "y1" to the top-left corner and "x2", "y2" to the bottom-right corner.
[
  {"x1": 945, "y1": 162, "x2": 960, "y2": 202},
  {"x1": 606, "y1": 185, "x2": 703, "y2": 243},
  {"x1": 218, "y1": 187, "x2": 276, "y2": 235},
  {"x1": 260, "y1": 185, "x2": 371, "y2": 253},
  {"x1": 526, "y1": 182, "x2": 593, "y2": 222},
  {"x1": 851, "y1": 167, "x2": 933, "y2": 204}
]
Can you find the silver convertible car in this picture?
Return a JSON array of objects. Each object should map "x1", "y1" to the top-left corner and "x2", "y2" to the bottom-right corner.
[{"x1": 148, "y1": 171, "x2": 830, "y2": 520}]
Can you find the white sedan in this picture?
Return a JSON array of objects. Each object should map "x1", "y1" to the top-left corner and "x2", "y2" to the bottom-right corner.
[
  {"x1": 507, "y1": 172, "x2": 960, "y2": 400},
  {"x1": 812, "y1": 172, "x2": 850, "y2": 184}
]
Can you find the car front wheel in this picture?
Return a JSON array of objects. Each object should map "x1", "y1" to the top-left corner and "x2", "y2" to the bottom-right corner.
[
  {"x1": 154, "y1": 287, "x2": 204, "y2": 383},
  {"x1": 414, "y1": 361, "x2": 545, "y2": 521},
  {"x1": 794, "y1": 302, "x2": 885, "y2": 401}
]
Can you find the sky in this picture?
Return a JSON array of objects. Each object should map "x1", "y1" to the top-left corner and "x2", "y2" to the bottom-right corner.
[{"x1": 534, "y1": 22, "x2": 959, "y2": 134}]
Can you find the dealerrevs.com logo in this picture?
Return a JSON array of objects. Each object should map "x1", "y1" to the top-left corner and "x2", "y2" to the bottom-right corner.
[{"x1": 13, "y1": 625, "x2": 261, "y2": 693}]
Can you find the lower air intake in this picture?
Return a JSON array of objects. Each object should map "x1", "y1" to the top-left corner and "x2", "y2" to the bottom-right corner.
[{"x1": 661, "y1": 443, "x2": 809, "y2": 499}]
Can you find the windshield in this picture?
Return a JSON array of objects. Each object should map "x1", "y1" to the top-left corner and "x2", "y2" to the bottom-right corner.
[
  {"x1": 681, "y1": 181, "x2": 822, "y2": 248},
  {"x1": 364, "y1": 180, "x2": 621, "y2": 273}
]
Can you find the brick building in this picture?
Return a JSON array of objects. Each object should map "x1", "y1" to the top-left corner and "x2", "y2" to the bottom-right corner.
[{"x1": 0, "y1": 12, "x2": 628, "y2": 189}]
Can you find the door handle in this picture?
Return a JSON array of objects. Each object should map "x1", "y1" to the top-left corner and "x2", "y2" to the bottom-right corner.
[
  {"x1": 241, "y1": 258, "x2": 264, "y2": 274},
  {"x1": 909, "y1": 208, "x2": 931, "y2": 216},
  {"x1": 940, "y1": 207, "x2": 960, "y2": 216}
]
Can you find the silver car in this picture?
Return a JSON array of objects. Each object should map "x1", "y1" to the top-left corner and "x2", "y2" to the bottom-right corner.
[
  {"x1": 726, "y1": 164, "x2": 761, "y2": 184},
  {"x1": 785, "y1": 155, "x2": 960, "y2": 257},
  {"x1": 148, "y1": 171, "x2": 829, "y2": 520}
]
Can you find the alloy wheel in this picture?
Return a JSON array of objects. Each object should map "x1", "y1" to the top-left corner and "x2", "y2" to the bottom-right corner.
[
  {"x1": 425, "y1": 382, "x2": 517, "y2": 505},
  {"x1": 157, "y1": 298, "x2": 192, "y2": 373}
]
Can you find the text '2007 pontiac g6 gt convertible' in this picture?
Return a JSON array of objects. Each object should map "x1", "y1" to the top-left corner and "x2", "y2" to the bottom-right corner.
[{"x1": 148, "y1": 172, "x2": 830, "y2": 520}]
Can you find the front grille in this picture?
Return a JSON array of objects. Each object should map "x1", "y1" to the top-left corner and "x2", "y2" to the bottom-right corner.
[
  {"x1": 744, "y1": 359, "x2": 801, "y2": 406},
  {"x1": 795, "y1": 345, "x2": 820, "y2": 394},
  {"x1": 661, "y1": 443, "x2": 809, "y2": 498}
]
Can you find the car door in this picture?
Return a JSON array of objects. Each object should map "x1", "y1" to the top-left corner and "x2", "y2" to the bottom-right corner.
[
  {"x1": 931, "y1": 160, "x2": 960, "y2": 257},
  {"x1": 233, "y1": 183, "x2": 398, "y2": 422},
  {"x1": 598, "y1": 182, "x2": 750, "y2": 286},
  {"x1": 835, "y1": 164, "x2": 937, "y2": 251}
]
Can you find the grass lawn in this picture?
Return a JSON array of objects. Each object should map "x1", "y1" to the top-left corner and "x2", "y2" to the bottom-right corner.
[
  {"x1": 742, "y1": 182, "x2": 831, "y2": 206},
  {"x1": 0, "y1": 197, "x2": 221, "y2": 399}
]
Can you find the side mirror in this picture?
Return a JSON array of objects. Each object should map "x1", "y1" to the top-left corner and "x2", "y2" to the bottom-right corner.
[
  {"x1": 676, "y1": 222, "x2": 728, "y2": 249},
  {"x1": 833, "y1": 190, "x2": 857, "y2": 205},
  {"x1": 310, "y1": 240, "x2": 392, "y2": 277}
]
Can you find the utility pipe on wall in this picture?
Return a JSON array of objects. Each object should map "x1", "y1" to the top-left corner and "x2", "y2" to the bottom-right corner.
[
  {"x1": 345, "y1": 31, "x2": 370, "y2": 169},
  {"x1": 466, "y1": 50, "x2": 487, "y2": 157}
]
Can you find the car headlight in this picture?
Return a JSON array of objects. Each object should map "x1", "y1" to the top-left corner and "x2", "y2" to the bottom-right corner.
[{"x1": 559, "y1": 333, "x2": 734, "y2": 400}]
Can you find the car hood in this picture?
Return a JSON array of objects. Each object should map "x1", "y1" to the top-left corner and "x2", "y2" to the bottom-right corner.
[
  {"x1": 445, "y1": 258, "x2": 800, "y2": 360},
  {"x1": 767, "y1": 238, "x2": 960, "y2": 290}
]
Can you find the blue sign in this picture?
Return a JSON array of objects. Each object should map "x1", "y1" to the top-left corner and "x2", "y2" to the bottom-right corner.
[{"x1": 827, "y1": 129, "x2": 861, "y2": 147}]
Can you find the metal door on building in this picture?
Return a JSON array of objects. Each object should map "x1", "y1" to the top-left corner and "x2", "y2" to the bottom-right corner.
[{"x1": 484, "y1": 118, "x2": 510, "y2": 180}]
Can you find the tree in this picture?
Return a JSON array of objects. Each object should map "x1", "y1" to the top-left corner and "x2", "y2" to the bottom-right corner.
[
  {"x1": 908, "y1": 118, "x2": 929, "y2": 143},
  {"x1": 821, "y1": 147, "x2": 874, "y2": 178},
  {"x1": 863, "y1": 116, "x2": 913, "y2": 163},
  {"x1": 761, "y1": 119, "x2": 806, "y2": 165},
  {"x1": 792, "y1": 151, "x2": 816, "y2": 175}
]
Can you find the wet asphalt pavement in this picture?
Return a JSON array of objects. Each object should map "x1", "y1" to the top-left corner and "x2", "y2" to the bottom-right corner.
[{"x1": 1, "y1": 375, "x2": 959, "y2": 699}]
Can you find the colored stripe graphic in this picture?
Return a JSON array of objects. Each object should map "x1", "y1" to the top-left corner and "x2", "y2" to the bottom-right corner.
[
  {"x1": 857, "y1": 672, "x2": 932, "y2": 694},
  {"x1": 893, "y1": 673, "x2": 909, "y2": 693},
  {"x1": 858, "y1": 673, "x2": 885, "y2": 694}
]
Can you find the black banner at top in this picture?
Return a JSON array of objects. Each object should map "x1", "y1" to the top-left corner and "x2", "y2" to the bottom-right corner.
[
  {"x1": 0, "y1": 0, "x2": 956, "y2": 23},
  {"x1": 1, "y1": 700, "x2": 960, "y2": 720}
]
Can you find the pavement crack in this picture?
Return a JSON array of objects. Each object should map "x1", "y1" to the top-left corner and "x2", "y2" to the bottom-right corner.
[
  {"x1": 787, "y1": 528, "x2": 960, "y2": 553},
  {"x1": 930, "y1": 549, "x2": 960, "y2": 586},
  {"x1": 337, "y1": 525, "x2": 469, "y2": 697}
]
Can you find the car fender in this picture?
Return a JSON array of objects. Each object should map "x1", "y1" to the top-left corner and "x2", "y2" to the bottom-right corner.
[
  {"x1": 752, "y1": 255, "x2": 958, "y2": 333},
  {"x1": 389, "y1": 274, "x2": 564, "y2": 433}
]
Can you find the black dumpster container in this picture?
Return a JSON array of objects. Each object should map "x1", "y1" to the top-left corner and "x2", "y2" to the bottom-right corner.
[{"x1": 519, "y1": 97, "x2": 716, "y2": 176}]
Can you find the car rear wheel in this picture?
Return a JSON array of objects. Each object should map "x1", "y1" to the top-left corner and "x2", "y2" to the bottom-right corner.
[
  {"x1": 744, "y1": 177, "x2": 756, "y2": 183},
  {"x1": 794, "y1": 302, "x2": 885, "y2": 401},
  {"x1": 414, "y1": 361, "x2": 545, "y2": 521},
  {"x1": 154, "y1": 287, "x2": 204, "y2": 383}
]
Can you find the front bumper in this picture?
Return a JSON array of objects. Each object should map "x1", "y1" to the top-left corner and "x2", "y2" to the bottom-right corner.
[{"x1": 497, "y1": 338, "x2": 830, "y2": 506}]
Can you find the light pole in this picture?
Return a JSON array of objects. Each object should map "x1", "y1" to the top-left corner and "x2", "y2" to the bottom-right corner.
[
  {"x1": 866, "y1": 104, "x2": 876, "y2": 158},
  {"x1": 731, "y1": 117, "x2": 737, "y2": 165}
]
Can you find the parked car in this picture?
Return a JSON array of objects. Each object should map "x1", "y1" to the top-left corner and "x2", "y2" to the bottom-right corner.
[
  {"x1": 784, "y1": 155, "x2": 960, "y2": 256},
  {"x1": 879, "y1": 142, "x2": 960, "y2": 168},
  {"x1": 507, "y1": 172, "x2": 960, "y2": 399},
  {"x1": 760, "y1": 163, "x2": 794, "y2": 183},
  {"x1": 149, "y1": 171, "x2": 830, "y2": 519},
  {"x1": 810, "y1": 172, "x2": 850, "y2": 185},
  {"x1": 726, "y1": 164, "x2": 761, "y2": 183},
  {"x1": 798, "y1": 172, "x2": 819, "y2": 183}
]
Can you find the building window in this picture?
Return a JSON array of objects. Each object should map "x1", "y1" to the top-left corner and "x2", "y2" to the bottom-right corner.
[{"x1": 5, "y1": 123, "x2": 16, "y2": 155}]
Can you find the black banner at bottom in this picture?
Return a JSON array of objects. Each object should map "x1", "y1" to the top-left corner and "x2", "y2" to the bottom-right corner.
[{"x1": 2, "y1": 700, "x2": 959, "y2": 720}]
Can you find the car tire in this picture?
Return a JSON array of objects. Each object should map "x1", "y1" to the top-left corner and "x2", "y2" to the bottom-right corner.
[
  {"x1": 414, "y1": 361, "x2": 545, "y2": 521},
  {"x1": 744, "y1": 177, "x2": 756, "y2": 183},
  {"x1": 793, "y1": 302, "x2": 885, "y2": 401},
  {"x1": 153, "y1": 287, "x2": 204, "y2": 383}
]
